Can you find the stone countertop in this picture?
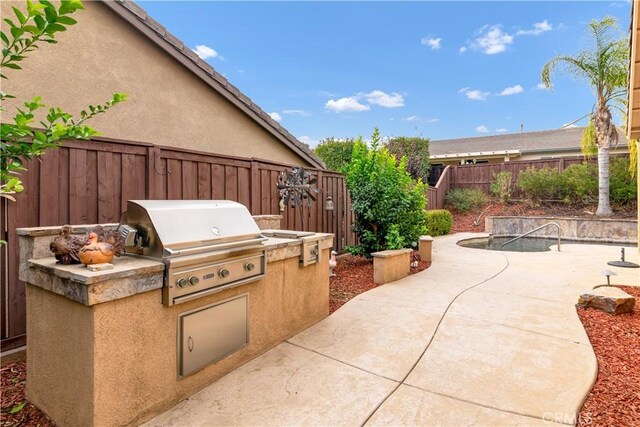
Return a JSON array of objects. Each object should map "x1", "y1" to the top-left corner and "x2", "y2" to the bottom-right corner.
[
  {"x1": 29, "y1": 256, "x2": 165, "y2": 285},
  {"x1": 26, "y1": 256, "x2": 165, "y2": 306},
  {"x1": 23, "y1": 232, "x2": 334, "y2": 306}
]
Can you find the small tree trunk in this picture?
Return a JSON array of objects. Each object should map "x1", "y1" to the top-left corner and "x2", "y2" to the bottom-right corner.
[{"x1": 596, "y1": 144, "x2": 613, "y2": 216}]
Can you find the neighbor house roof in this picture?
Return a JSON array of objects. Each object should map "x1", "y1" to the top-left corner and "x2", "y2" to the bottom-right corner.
[
  {"x1": 429, "y1": 127, "x2": 629, "y2": 160},
  {"x1": 100, "y1": 0, "x2": 325, "y2": 169}
]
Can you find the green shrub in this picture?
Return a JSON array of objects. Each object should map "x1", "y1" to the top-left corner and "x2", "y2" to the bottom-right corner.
[
  {"x1": 344, "y1": 128, "x2": 428, "y2": 256},
  {"x1": 610, "y1": 156, "x2": 637, "y2": 205},
  {"x1": 313, "y1": 138, "x2": 356, "y2": 172},
  {"x1": 516, "y1": 167, "x2": 566, "y2": 206},
  {"x1": 445, "y1": 188, "x2": 489, "y2": 213},
  {"x1": 562, "y1": 163, "x2": 597, "y2": 204},
  {"x1": 490, "y1": 171, "x2": 513, "y2": 203},
  {"x1": 385, "y1": 137, "x2": 430, "y2": 182},
  {"x1": 426, "y1": 210, "x2": 453, "y2": 236}
]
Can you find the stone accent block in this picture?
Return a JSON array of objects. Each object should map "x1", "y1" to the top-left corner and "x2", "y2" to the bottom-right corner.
[
  {"x1": 419, "y1": 236, "x2": 434, "y2": 263},
  {"x1": 252, "y1": 215, "x2": 282, "y2": 230},
  {"x1": 372, "y1": 249, "x2": 413, "y2": 285},
  {"x1": 577, "y1": 287, "x2": 636, "y2": 314}
]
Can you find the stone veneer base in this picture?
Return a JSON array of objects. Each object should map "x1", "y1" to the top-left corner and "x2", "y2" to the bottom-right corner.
[{"x1": 485, "y1": 216, "x2": 637, "y2": 244}]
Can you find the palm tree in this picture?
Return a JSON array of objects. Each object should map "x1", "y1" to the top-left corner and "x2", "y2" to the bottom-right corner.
[{"x1": 541, "y1": 17, "x2": 628, "y2": 216}]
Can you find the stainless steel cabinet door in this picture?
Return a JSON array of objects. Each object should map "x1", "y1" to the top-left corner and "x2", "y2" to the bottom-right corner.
[{"x1": 178, "y1": 294, "x2": 248, "y2": 377}]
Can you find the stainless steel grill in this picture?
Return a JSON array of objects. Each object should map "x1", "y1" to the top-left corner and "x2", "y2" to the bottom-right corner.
[{"x1": 119, "y1": 200, "x2": 266, "y2": 306}]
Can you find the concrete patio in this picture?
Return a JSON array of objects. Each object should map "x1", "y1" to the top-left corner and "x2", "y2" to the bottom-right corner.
[{"x1": 145, "y1": 233, "x2": 639, "y2": 426}]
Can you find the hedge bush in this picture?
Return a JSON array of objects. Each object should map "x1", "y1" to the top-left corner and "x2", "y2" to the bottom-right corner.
[
  {"x1": 562, "y1": 163, "x2": 597, "y2": 204},
  {"x1": 516, "y1": 167, "x2": 566, "y2": 206},
  {"x1": 516, "y1": 159, "x2": 636, "y2": 206},
  {"x1": 610, "y1": 156, "x2": 637, "y2": 205},
  {"x1": 426, "y1": 210, "x2": 453, "y2": 236},
  {"x1": 445, "y1": 188, "x2": 489, "y2": 213},
  {"x1": 344, "y1": 128, "x2": 428, "y2": 256},
  {"x1": 490, "y1": 171, "x2": 513, "y2": 203}
]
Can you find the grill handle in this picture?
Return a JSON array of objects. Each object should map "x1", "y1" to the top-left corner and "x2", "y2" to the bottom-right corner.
[{"x1": 163, "y1": 237, "x2": 267, "y2": 257}]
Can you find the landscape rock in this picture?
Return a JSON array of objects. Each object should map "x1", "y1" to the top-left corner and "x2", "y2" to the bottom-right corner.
[{"x1": 577, "y1": 287, "x2": 636, "y2": 315}]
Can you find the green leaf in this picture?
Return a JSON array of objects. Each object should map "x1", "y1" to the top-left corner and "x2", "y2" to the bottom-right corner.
[
  {"x1": 0, "y1": 31, "x2": 8, "y2": 46},
  {"x1": 34, "y1": 15, "x2": 46, "y2": 31},
  {"x1": 9, "y1": 402, "x2": 26, "y2": 414},
  {"x1": 44, "y1": 23, "x2": 66, "y2": 34},
  {"x1": 9, "y1": 26, "x2": 23, "y2": 40},
  {"x1": 59, "y1": 0, "x2": 84, "y2": 15},
  {"x1": 56, "y1": 16, "x2": 77, "y2": 25},
  {"x1": 2, "y1": 63, "x2": 22, "y2": 70},
  {"x1": 22, "y1": 25, "x2": 40, "y2": 35},
  {"x1": 27, "y1": 0, "x2": 45, "y2": 17},
  {"x1": 12, "y1": 7, "x2": 28, "y2": 25},
  {"x1": 44, "y1": 5, "x2": 57, "y2": 23},
  {"x1": 3, "y1": 18, "x2": 17, "y2": 29}
]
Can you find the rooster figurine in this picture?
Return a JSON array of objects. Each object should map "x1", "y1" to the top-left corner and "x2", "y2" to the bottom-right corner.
[
  {"x1": 49, "y1": 226, "x2": 85, "y2": 265},
  {"x1": 79, "y1": 232, "x2": 116, "y2": 265},
  {"x1": 329, "y1": 250, "x2": 337, "y2": 277}
]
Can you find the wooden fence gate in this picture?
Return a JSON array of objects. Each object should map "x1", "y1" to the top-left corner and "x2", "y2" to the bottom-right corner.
[{"x1": 0, "y1": 137, "x2": 356, "y2": 352}]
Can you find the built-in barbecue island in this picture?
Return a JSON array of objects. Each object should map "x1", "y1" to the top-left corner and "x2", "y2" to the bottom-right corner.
[{"x1": 18, "y1": 201, "x2": 333, "y2": 427}]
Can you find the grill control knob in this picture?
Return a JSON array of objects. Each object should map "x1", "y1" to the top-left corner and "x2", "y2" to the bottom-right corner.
[
  {"x1": 244, "y1": 262, "x2": 255, "y2": 272},
  {"x1": 188, "y1": 276, "x2": 200, "y2": 286},
  {"x1": 219, "y1": 268, "x2": 230, "y2": 278},
  {"x1": 176, "y1": 278, "x2": 189, "y2": 288}
]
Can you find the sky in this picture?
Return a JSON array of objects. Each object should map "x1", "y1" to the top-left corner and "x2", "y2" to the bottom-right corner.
[{"x1": 142, "y1": 1, "x2": 632, "y2": 147}]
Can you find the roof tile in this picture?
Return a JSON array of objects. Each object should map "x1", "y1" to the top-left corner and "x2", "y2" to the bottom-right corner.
[
  {"x1": 120, "y1": 0, "x2": 146, "y2": 20},
  {"x1": 144, "y1": 16, "x2": 166, "y2": 36},
  {"x1": 163, "y1": 32, "x2": 184, "y2": 51}
]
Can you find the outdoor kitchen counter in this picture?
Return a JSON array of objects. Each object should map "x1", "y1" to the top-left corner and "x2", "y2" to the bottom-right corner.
[{"x1": 18, "y1": 224, "x2": 334, "y2": 427}]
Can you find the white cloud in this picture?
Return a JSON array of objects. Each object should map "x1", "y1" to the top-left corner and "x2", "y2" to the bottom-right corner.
[
  {"x1": 459, "y1": 46, "x2": 468, "y2": 53},
  {"x1": 402, "y1": 116, "x2": 439, "y2": 123},
  {"x1": 283, "y1": 109, "x2": 311, "y2": 117},
  {"x1": 536, "y1": 82, "x2": 551, "y2": 90},
  {"x1": 499, "y1": 85, "x2": 524, "y2": 96},
  {"x1": 298, "y1": 136, "x2": 319, "y2": 147},
  {"x1": 472, "y1": 25, "x2": 513, "y2": 54},
  {"x1": 363, "y1": 90, "x2": 405, "y2": 108},
  {"x1": 325, "y1": 97, "x2": 370, "y2": 113},
  {"x1": 268, "y1": 112, "x2": 282, "y2": 122},
  {"x1": 192, "y1": 45, "x2": 219, "y2": 60},
  {"x1": 421, "y1": 37, "x2": 442, "y2": 50},
  {"x1": 516, "y1": 20, "x2": 553, "y2": 36},
  {"x1": 459, "y1": 88, "x2": 490, "y2": 101},
  {"x1": 476, "y1": 125, "x2": 489, "y2": 133},
  {"x1": 496, "y1": 128, "x2": 508, "y2": 132}
]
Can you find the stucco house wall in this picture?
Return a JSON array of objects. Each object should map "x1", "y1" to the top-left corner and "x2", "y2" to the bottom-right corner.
[{"x1": 1, "y1": 1, "x2": 315, "y2": 167}]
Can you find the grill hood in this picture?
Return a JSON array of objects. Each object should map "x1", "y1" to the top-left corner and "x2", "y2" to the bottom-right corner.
[{"x1": 121, "y1": 200, "x2": 264, "y2": 258}]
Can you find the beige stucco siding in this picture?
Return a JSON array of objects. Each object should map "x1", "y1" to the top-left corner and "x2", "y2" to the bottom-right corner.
[{"x1": 1, "y1": 1, "x2": 311, "y2": 166}]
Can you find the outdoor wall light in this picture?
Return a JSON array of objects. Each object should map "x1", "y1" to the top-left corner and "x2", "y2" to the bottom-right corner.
[{"x1": 325, "y1": 195, "x2": 334, "y2": 211}]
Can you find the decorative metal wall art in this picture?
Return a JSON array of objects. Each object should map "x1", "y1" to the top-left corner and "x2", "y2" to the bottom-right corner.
[{"x1": 276, "y1": 167, "x2": 319, "y2": 230}]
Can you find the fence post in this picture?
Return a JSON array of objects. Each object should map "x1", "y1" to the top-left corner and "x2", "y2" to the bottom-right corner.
[
  {"x1": 558, "y1": 158, "x2": 566, "y2": 172},
  {"x1": 146, "y1": 146, "x2": 162, "y2": 199},
  {"x1": 250, "y1": 160, "x2": 260, "y2": 214},
  {"x1": 316, "y1": 170, "x2": 323, "y2": 232}
]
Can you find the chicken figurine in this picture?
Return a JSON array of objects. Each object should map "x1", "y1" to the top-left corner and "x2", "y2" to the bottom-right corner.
[
  {"x1": 79, "y1": 232, "x2": 116, "y2": 266},
  {"x1": 49, "y1": 226, "x2": 85, "y2": 265},
  {"x1": 329, "y1": 250, "x2": 337, "y2": 277}
]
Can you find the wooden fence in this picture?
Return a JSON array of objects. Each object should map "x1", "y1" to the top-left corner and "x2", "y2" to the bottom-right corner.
[
  {"x1": 426, "y1": 165, "x2": 451, "y2": 210},
  {"x1": 0, "y1": 136, "x2": 356, "y2": 352},
  {"x1": 446, "y1": 156, "x2": 599, "y2": 200},
  {"x1": 425, "y1": 155, "x2": 631, "y2": 208}
]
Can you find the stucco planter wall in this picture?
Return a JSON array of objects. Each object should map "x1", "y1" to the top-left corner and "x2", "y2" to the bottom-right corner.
[{"x1": 485, "y1": 216, "x2": 637, "y2": 244}]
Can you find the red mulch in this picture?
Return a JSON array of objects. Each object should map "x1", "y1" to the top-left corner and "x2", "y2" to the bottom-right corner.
[
  {"x1": 329, "y1": 250, "x2": 430, "y2": 313},
  {"x1": 452, "y1": 201, "x2": 636, "y2": 233},
  {"x1": 577, "y1": 285, "x2": 640, "y2": 426},
  {"x1": 1, "y1": 361, "x2": 55, "y2": 427}
]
